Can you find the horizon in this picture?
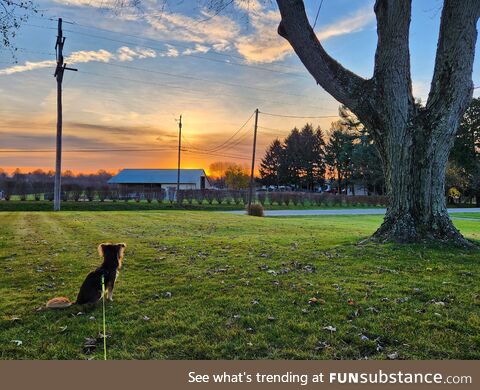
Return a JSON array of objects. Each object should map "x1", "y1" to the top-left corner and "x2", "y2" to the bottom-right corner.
[{"x1": 1, "y1": 0, "x2": 479, "y2": 173}]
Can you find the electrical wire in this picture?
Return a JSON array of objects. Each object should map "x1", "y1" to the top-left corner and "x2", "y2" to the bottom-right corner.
[
  {"x1": 312, "y1": 0, "x2": 325, "y2": 30},
  {"x1": 259, "y1": 111, "x2": 338, "y2": 119}
]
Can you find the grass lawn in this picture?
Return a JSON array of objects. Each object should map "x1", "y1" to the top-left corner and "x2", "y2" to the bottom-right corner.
[
  {"x1": 451, "y1": 212, "x2": 480, "y2": 219},
  {"x1": 0, "y1": 211, "x2": 479, "y2": 360}
]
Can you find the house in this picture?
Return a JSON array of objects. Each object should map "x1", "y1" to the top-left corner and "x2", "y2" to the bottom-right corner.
[{"x1": 107, "y1": 169, "x2": 212, "y2": 192}]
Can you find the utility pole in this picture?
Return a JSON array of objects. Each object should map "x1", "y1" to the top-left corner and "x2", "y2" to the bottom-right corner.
[
  {"x1": 53, "y1": 18, "x2": 77, "y2": 211},
  {"x1": 176, "y1": 114, "x2": 182, "y2": 199},
  {"x1": 247, "y1": 108, "x2": 259, "y2": 210}
]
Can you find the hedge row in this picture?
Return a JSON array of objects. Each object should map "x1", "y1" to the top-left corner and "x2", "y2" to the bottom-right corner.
[{"x1": 2, "y1": 188, "x2": 387, "y2": 206}]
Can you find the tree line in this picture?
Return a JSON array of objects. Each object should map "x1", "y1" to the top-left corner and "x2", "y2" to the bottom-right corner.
[
  {"x1": 0, "y1": 169, "x2": 113, "y2": 200},
  {"x1": 259, "y1": 106, "x2": 385, "y2": 195},
  {"x1": 260, "y1": 100, "x2": 480, "y2": 204}
]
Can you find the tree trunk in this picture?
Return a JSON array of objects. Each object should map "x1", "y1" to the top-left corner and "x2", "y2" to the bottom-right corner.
[{"x1": 372, "y1": 121, "x2": 465, "y2": 243}]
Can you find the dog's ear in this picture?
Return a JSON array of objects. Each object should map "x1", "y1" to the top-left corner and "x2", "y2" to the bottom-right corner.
[
  {"x1": 98, "y1": 243, "x2": 109, "y2": 257},
  {"x1": 117, "y1": 243, "x2": 127, "y2": 248}
]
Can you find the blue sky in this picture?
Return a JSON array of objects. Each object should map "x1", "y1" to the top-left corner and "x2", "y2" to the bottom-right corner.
[{"x1": 0, "y1": 0, "x2": 479, "y2": 172}]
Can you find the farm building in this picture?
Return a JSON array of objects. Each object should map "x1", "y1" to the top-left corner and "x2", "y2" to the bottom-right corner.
[{"x1": 108, "y1": 169, "x2": 212, "y2": 192}]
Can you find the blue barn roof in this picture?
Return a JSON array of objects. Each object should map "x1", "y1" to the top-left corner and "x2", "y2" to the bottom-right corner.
[{"x1": 108, "y1": 169, "x2": 209, "y2": 184}]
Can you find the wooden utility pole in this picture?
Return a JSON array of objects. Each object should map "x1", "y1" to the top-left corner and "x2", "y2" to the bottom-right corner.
[
  {"x1": 176, "y1": 114, "x2": 182, "y2": 199},
  {"x1": 247, "y1": 108, "x2": 259, "y2": 210},
  {"x1": 53, "y1": 18, "x2": 77, "y2": 211}
]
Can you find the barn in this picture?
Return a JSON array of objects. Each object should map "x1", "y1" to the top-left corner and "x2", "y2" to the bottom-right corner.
[{"x1": 108, "y1": 169, "x2": 212, "y2": 192}]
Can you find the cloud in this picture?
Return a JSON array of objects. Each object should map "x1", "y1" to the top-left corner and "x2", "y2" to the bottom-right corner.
[
  {"x1": 142, "y1": 9, "x2": 239, "y2": 51},
  {"x1": 116, "y1": 46, "x2": 156, "y2": 61},
  {"x1": 0, "y1": 60, "x2": 56, "y2": 76},
  {"x1": 159, "y1": 44, "x2": 179, "y2": 58},
  {"x1": 183, "y1": 44, "x2": 210, "y2": 56},
  {"x1": 316, "y1": 6, "x2": 375, "y2": 41},
  {"x1": 235, "y1": 9, "x2": 290, "y2": 64},
  {"x1": 235, "y1": 4, "x2": 375, "y2": 64},
  {"x1": 0, "y1": 46, "x2": 156, "y2": 76}
]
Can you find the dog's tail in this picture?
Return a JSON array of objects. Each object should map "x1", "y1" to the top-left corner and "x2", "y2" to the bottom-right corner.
[{"x1": 46, "y1": 297, "x2": 75, "y2": 309}]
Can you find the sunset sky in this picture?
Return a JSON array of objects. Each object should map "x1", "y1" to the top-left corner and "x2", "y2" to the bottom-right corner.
[{"x1": 1, "y1": 0, "x2": 479, "y2": 174}]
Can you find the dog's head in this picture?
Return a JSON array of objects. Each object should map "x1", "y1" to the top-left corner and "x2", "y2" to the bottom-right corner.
[{"x1": 98, "y1": 243, "x2": 127, "y2": 268}]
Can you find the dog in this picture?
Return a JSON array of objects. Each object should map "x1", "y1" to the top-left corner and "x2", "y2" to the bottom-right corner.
[{"x1": 46, "y1": 243, "x2": 126, "y2": 309}]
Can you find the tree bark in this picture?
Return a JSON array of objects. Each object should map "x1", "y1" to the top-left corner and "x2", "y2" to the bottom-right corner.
[{"x1": 276, "y1": 0, "x2": 480, "y2": 245}]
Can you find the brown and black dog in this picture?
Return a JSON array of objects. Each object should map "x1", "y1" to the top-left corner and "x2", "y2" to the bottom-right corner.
[{"x1": 46, "y1": 243, "x2": 126, "y2": 309}]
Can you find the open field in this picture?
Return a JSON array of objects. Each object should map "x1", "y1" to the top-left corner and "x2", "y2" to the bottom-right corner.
[{"x1": 1, "y1": 211, "x2": 479, "y2": 359}]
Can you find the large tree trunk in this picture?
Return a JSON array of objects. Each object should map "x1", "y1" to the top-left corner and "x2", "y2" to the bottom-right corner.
[
  {"x1": 373, "y1": 121, "x2": 463, "y2": 242},
  {"x1": 276, "y1": 0, "x2": 480, "y2": 245}
]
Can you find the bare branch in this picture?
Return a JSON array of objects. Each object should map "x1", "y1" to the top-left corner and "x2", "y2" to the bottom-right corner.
[{"x1": 275, "y1": 0, "x2": 367, "y2": 110}]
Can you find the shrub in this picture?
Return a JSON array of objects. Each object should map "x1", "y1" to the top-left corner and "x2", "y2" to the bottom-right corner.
[
  {"x1": 156, "y1": 189, "x2": 166, "y2": 203},
  {"x1": 247, "y1": 203, "x2": 264, "y2": 217},
  {"x1": 193, "y1": 189, "x2": 204, "y2": 205},
  {"x1": 167, "y1": 188, "x2": 176, "y2": 204},
  {"x1": 177, "y1": 189, "x2": 186, "y2": 204},
  {"x1": 257, "y1": 192, "x2": 267, "y2": 205},
  {"x1": 85, "y1": 187, "x2": 95, "y2": 202},
  {"x1": 204, "y1": 189, "x2": 215, "y2": 205},
  {"x1": 232, "y1": 190, "x2": 243, "y2": 205},
  {"x1": 184, "y1": 189, "x2": 194, "y2": 204},
  {"x1": 214, "y1": 190, "x2": 227, "y2": 205},
  {"x1": 145, "y1": 190, "x2": 155, "y2": 203}
]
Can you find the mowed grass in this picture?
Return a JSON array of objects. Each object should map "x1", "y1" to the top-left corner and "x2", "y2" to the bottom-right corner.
[{"x1": 0, "y1": 211, "x2": 479, "y2": 360}]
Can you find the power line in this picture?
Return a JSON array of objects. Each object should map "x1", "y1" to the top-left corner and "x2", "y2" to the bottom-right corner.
[
  {"x1": 312, "y1": 0, "x2": 325, "y2": 30},
  {"x1": 200, "y1": 111, "x2": 255, "y2": 153},
  {"x1": 259, "y1": 111, "x2": 338, "y2": 119},
  {"x1": 24, "y1": 22, "x2": 309, "y2": 79},
  {"x1": 0, "y1": 148, "x2": 179, "y2": 153},
  {"x1": 94, "y1": 61, "x2": 319, "y2": 99},
  {"x1": 75, "y1": 69, "x2": 333, "y2": 111},
  {"x1": 29, "y1": 12, "x2": 305, "y2": 74}
]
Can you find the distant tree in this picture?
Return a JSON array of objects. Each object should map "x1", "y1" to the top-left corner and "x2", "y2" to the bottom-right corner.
[
  {"x1": 325, "y1": 121, "x2": 355, "y2": 194},
  {"x1": 209, "y1": 161, "x2": 248, "y2": 188},
  {"x1": 259, "y1": 139, "x2": 284, "y2": 187},
  {"x1": 297, "y1": 124, "x2": 325, "y2": 190},
  {"x1": 225, "y1": 164, "x2": 249, "y2": 190},
  {"x1": 450, "y1": 97, "x2": 480, "y2": 204},
  {"x1": 339, "y1": 106, "x2": 385, "y2": 195}
]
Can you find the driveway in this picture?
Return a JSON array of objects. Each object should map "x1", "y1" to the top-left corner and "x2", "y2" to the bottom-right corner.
[{"x1": 225, "y1": 208, "x2": 480, "y2": 217}]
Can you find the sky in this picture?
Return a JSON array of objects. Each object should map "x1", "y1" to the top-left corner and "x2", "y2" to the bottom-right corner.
[{"x1": 0, "y1": 0, "x2": 479, "y2": 174}]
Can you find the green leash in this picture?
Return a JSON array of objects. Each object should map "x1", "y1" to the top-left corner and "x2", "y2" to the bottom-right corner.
[{"x1": 101, "y1": 275, "x2": 107, "y2": 360}]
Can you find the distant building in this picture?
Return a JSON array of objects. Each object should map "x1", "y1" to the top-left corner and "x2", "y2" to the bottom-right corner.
[{"x1": 108, "y1": 169, "x2": 212, "y2": 192}]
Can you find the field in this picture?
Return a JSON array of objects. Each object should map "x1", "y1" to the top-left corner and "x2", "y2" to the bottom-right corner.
[{"x1": 1, "y1": 211, "x2": 479, "y2": 360}]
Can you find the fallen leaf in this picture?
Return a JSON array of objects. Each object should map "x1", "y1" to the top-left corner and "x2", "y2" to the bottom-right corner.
[
  {"x1": 387, "y1": 352, "x2": 398, "y2": 360},
  {"x1": 323, "y1": 325, "x2": 336, "y2": 333}
]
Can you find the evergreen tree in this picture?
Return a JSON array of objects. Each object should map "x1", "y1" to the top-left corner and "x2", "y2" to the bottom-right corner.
[
  {"x1": 259, "y1": 139, "x2": 284, "y2": 187},
  {"x1": 450, "y1": 97, "x2": 480, "y2": 204},
  {"x1": 297, "y1": 124, "x2": 325, "y2": 190}
]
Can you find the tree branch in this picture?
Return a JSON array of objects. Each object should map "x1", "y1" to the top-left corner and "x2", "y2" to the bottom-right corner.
[
  {"x1": 373, "y1": 0, "x2": 413, "y2": 117},
  {"x1": 276, "y1": 0, "x2": 367, "y2": 109},
  {"x1": 426, "y1": 0, "x2": 480, "y2": 125}
]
